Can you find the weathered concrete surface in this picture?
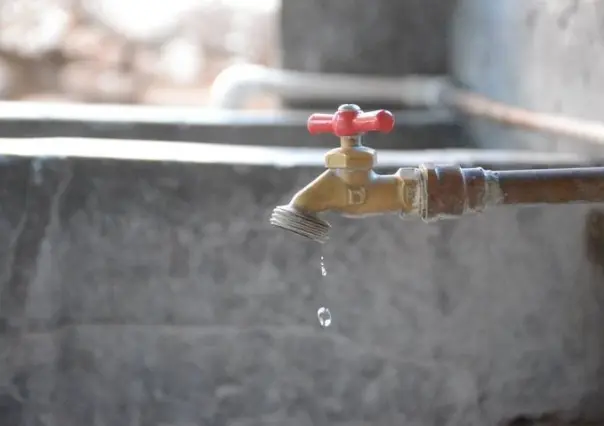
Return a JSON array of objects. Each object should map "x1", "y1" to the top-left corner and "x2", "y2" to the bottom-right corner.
[
  {"x1": 281, "y1": 0, "x2": 452, "y2": 76},
  {"x1": 280, "y1": 0, "x2": 454, "y2": 111},
  {"x1": 1, "y1": 157, "x2": 604, "y2": 425},
  {"x1": 0, "y1": 105, "x2": 464, "y2": 150},
  {"x1": 451, "y1": 0, "x2": 604, "y2": 155}
]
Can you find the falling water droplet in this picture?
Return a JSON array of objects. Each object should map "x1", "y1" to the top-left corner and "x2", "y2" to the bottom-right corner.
[
  {"x1": 320, "y1": 255, "x2": 327, "y2": 277},
  {"x1": 317, "y1": 306, "x2": 332, "y2": 328},
  {"x1": 316, "y1": 251, "x2": 332, "y2": 328}
]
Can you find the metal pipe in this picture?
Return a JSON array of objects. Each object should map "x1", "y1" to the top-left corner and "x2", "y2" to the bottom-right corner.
[
  {"x1": 417, "y1": 165, "x2": 604, "y2": 223},
  {"x1": 445, "y1": 88, "x2": 604, "y2": 146},
  {"x1": 210, "y1": 64, "x2": 447, "y2": 109},
  {"x1": 210, "y1": 65, "x2": 604, "y2": 147},
  {"x1": 495, "y1": 167, "x2": 604, "y2": 205}
]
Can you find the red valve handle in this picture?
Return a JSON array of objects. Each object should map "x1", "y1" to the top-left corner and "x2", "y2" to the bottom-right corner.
[{"x1": 307, "y1": 105, "x2": 395, "y2": 137}]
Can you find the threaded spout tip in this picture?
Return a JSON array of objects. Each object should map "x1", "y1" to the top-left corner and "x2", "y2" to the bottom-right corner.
[{"x1": 269, "y1": 205, "x2": 330, "y2": 243}]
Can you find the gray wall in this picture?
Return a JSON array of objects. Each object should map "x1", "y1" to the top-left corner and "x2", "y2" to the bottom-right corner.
[
  {"x1": 451, "y1": 0, "x2": 604, "y2": 155},
  {"x1": 281, "y1": 0, "x2": 452, "y2": 76},
  {"x1": 282, "y1": 0, "x2": 604, "y2": 156},
  {"x1": 2, "y1": 156, "x2": 604, "y2": 425},
  {"x1": 280, "y1": 0, "x2": 454, "y2": 111}
]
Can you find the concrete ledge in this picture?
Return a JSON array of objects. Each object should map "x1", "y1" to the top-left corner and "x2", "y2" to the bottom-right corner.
[
  {"x1": 0, "y1": 101, "x2": 461, "y2": 150},
  {"x1": 0, "y1": 137, "x2": 592, "y2": 168},
  {"x1": 1, "y1": 156, "x2": 603, "y2": 424}
]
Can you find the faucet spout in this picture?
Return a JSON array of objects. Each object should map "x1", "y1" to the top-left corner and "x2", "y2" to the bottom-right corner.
[
  {"x1": 269, "y1": 204, "x2": 332, "y2": 243},
  {"x1": 289, "y1": 170, "x2": 344, "y2": 214},
  {"x1": 269, "y1": 170, "x2": 338, "y2": 243},
  {"x1": 270, "y1": 168, "x2": 415, "y2": 243}
]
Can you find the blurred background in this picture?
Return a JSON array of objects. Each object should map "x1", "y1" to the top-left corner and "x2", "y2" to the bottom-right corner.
[{"x1": 0, "y1": 0, "x2": 278, "y2": 106}]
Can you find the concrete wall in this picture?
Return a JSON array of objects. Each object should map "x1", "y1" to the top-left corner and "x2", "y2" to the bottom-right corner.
[
  {"x1": 451, "y1": 0, "x2": 604, "y2": 154},
  {"x1": 281, "y1": 0, "x2": 452, "y2": 76},
  {"x1": 282, "y1": 0, "x2": 604, "y2": 156},
  {"x1": 280, "y1": 0, "x2": 455, "y2": 112},
  {"x1": 3, "y1": 1, "x2": 604, "y2": 424},
  {"x1": 2, "y1": 156, "x2": 604, "y2": 425}
]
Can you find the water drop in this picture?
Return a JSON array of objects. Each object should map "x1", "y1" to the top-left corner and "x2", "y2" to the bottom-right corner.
[
  {"x1": 320, "y1": 255, "x2": 327, "y2": 277},
  {"x1": 317, "y1": 306, "x2": 332, "y2": 328}
]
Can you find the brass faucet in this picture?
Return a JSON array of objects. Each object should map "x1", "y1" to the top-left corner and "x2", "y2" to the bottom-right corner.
[
  {"x1": 270, "y1": 104, "x2": 424, "y2": 243},
  {"x1": 270, "y1": 104, "x2": 604, "y2": 243}
]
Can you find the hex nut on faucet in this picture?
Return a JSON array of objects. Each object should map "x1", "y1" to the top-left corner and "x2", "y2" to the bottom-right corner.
[{"x1": 324, "y1": 139, "x2": 376, "y2": 170}]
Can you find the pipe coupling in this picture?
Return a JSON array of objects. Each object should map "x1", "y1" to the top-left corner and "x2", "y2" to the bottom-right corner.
[{"x1": 415, "y1": 165, "x2": 503, "y2": 221}]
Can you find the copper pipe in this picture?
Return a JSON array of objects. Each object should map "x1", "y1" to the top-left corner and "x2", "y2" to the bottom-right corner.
[
  {"x1": 444, "y1": 88, "x2": 604, "y2": 145},
  {"x1": 495, "y1": 167, "x2": 604, "y2": 205},
  {"x1": 416, "y1": 165, "x2": 604, "y2": 221}
]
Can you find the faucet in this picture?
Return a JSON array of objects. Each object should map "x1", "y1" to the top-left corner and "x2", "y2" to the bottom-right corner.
[{"x1": 270, "y1": 104, "x2": 604, "y2": 243}]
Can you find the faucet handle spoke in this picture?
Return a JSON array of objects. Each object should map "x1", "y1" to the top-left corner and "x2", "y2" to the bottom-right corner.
[{"x1": 307, "y1": 104, "x2": 395, "y2": 137}]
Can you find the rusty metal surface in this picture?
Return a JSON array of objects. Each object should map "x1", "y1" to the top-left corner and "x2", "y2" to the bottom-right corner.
[
  {"x1": 420, "y1": 165, "x2": 478, "y2": 219},
  {"x1": 497, "y1": 168, "x2": 604, "y2": 205},
  {"x1": 415, "y1": 166, "x2": 604, "y2": 222}
]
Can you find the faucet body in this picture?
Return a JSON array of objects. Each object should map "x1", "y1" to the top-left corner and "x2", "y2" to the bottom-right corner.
[
  {"x1": 270, "y1": 104, "x2": 604, "y2": 243},
  {"x1": 291, "y1": 169, "x2": 406, "y2": 217},
  {"x1": 289, "y1": 134, "x2": 413, "y2": 218}
]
